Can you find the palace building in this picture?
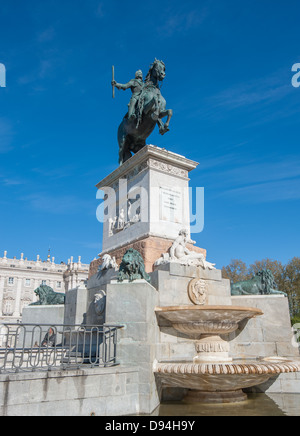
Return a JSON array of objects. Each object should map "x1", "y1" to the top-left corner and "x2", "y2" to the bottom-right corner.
[{"x1": 0, "y1": 251, "x2": 89, "y2": 322}]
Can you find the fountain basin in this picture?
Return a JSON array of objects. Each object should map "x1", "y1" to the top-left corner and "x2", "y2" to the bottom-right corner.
[
  {"x1": 154, "y1": 358, "x2": 300, "y2": 403},
  {"x1": 154, "y1": 305, "x2": 300, "y2": 403},
  {"x1": 155, "y1": 305, "x2": 263, "y2": 363},
  {"x1": 155, "y1": 305, "x2": 263, "y2": 335}
]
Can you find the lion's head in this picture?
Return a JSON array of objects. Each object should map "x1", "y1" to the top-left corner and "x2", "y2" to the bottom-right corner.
[
  {"x1": 31, "y1": 285, "x2": 65, "y2": 306},
  {"x1": 122, "y1": 249, "x2": 144, "y2": 271},
  {"x1": 34, "y1": 285, "x2": 53, "y2": 303},
  {"x1": 118, "y1": 248, "x2": 150, "y2": 282},
  {"x1": 255, "y1": 269, "x2": 277, "y2": 294}
]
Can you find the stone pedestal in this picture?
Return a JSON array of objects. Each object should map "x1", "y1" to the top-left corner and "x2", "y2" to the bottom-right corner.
[
  {"x1": 21, "y1": 305, "x2": 65, "y2": 347},
  {"x1": 229, "y1": 295, "x2": 299, "y2": 359},
  {"x1": 64, "y1": 284, "x2": 88, "y2": 326},
  {"x1": 153, "y1": 262, "x2": 231, "y2": 308},
  {"x1": 105, "y1": 280, "x2": 160, "y2": 414},
  {"x1": 94, "y1": 145, "x2": 201, "y2": 274},
  {"x1": 85, "y1": 268, "x2": 118, "y2": 325},
  {"x1": 22, "y1": 305, "x2": 65, "y2": 326},
  {"x1": 85, "y1": 146, "x2": 300, "y2": 410}
]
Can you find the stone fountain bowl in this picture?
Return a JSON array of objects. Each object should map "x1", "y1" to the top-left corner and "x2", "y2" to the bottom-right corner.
[
  {"x1": 154, "y1": 358, "x2": 300, "y2": 403},
  {"x1": 155, "y1": 305, "x2": 263, "y2": 336},
  {"x1": 154, "y1": 305, "x2": 300, "y2": 403}
]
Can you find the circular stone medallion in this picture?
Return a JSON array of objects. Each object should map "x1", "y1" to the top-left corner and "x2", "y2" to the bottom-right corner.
[{"x1": 188, "y1": 278, "x2": 208, "y2": 305}]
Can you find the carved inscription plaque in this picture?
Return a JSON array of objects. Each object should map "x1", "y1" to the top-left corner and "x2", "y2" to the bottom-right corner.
[{"x1": 160, "y1": 186, "x2": 183, "y2": 223}]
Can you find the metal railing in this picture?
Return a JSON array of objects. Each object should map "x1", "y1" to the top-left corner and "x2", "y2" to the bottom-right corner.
[{"x1": 0, "y1": 323, "x2": 123, "y2": 373}]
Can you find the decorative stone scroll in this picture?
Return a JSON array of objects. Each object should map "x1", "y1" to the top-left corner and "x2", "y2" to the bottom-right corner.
[{"x1": 147, "y1": 158, "x2": 188, "y2": 179}]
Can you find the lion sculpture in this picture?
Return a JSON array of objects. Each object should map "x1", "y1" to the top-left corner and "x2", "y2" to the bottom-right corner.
[
  {"x1": 29, "y1": 285, "x2": 65, "y2": 306},
  {"x1": 118, "y1": 248, "x2": 151, "y2": 283},
  {"x1": 231, "y1": 269, "x2": 287, "y2": 296}
]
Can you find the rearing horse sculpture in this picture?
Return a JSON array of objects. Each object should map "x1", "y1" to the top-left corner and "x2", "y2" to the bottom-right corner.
[{"x1": 115, "y1": 59, "x2": 173, "y2": 165}]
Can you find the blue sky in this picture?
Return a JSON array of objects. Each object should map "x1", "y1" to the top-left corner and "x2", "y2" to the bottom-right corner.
[{"x1": 0, "y1": 0, "x2": 299, "y2": 268}]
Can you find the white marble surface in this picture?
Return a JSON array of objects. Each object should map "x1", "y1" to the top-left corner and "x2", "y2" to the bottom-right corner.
[{"x1": 97, "y1": 145, "x2": 199, "y2": 252}]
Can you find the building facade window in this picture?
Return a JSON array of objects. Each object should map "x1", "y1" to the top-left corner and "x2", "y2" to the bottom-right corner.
[
  {"x1": 0, "y1": 254, "x2": 88, "y2": 320},
  {"x1": 3, "y1": 300, "x2": 13, "y2": 316}
]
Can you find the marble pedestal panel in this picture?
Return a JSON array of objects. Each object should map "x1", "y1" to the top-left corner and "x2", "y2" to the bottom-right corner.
[
  {"x1": 64, "y1": 284, "x2": 88, "y2": 326},
  {"x1": 152, "y1": 262, "x2": 232, "y2": 365},
  {"x1": 96, "y1": 145, "x2": 200, "y2": 265},
  {"x1": 105, "y1": 280, "x2": 160, "y2": 414},
  {"x1": 21, "y1": 305, "x2": 65, "y2": 347},
  {"x1": 229, "y1": 295, "x2": 300, "y2": 359}
]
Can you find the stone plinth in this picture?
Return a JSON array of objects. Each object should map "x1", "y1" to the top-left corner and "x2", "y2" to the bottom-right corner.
[
  {"x1": 229, "y1": 295, "x2": 300, "y2": 359},
  {"x1": 96, "y1": 145, "x2": 199, "y2": 257},
  {"x1": 22, "y1": 304, "x2": 65, "y2": 326},
  {"x1": 64, "y1": 284, "x2": 88, "y2": 326},
  {"x1": 85, "y1": 268, "x2": 118, "y2": 325},
  {"x1": 152, "y1": 262, "x2": 231, "y2": 308},
  {"x1": 152, "y1": 263, "x2": 232, "y2": 367},
  {"x1": 0, "y1": 366, "x2": 140, "y2": 416},
  {"x1": 105, "y1": 280, "x2": 160, "y2": 414},
  {"x1": 21, "y1": 305, "x2": 65, "y2": 347}
]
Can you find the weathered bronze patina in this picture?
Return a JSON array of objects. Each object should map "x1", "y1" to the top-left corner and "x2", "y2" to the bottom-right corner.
[
  {"x1": 29, "y1": 285, "x2": 65, "y2": 305},
  {"x1": 231, "y1": 269, "x2": 287, "y2": 296},
  {"x1": 118, "y1": 248, "x2": 151, "y2": 283},
  {"x1": 112, "y1": 59, "x2": 173, "y2": 165}
]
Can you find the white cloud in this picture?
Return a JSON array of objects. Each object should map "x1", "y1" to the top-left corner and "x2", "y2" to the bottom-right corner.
[
  {"x1": 207, "y1": 154, "x2": 300, "y2": 204},
  {"x1": 222, "y1": 178, "x2": 300, "y2": 203},
  {"x1": 158, "y1": 7, "x2": 209, "y2": 37},
  {"x1": 37, "y1": 27, "x2": 56, "y2": 43},
  {"x1": 210, "y1": 73, "x2": 292, "y2": 110},
  {"x1": 21, "y1": 193, "x2": 94, "y2": 215},
  {"x1": 96, "y1": 2, "x2": 105, "y2": 18},
  {"x1": 215, "y1": 156, "x2": 300, "y2": 185}
]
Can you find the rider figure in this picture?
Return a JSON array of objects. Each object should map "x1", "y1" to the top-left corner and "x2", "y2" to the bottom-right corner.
[{"x1": 112, "y1": 70, "x2": 143, "y2": 120}]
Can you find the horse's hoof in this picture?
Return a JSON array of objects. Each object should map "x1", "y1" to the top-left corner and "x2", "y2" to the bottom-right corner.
[{"x1": 159, "y1": 125, "x2": 169, "y2": 135}]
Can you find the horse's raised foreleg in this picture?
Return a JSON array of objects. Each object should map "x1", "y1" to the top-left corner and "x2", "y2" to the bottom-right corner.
[{"x1": 157, "y1": 109, "x2": 173, "y2": 135}]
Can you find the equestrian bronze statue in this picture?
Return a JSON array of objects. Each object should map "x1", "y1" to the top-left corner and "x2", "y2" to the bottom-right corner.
[{"x1": 112, "y1": 59, "x2": 173, "y2": 165}]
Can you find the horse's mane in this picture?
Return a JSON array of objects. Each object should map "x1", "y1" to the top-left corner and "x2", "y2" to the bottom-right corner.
[{"x1": 145, "y1": 58, "x2": 165, "y2": 84}]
